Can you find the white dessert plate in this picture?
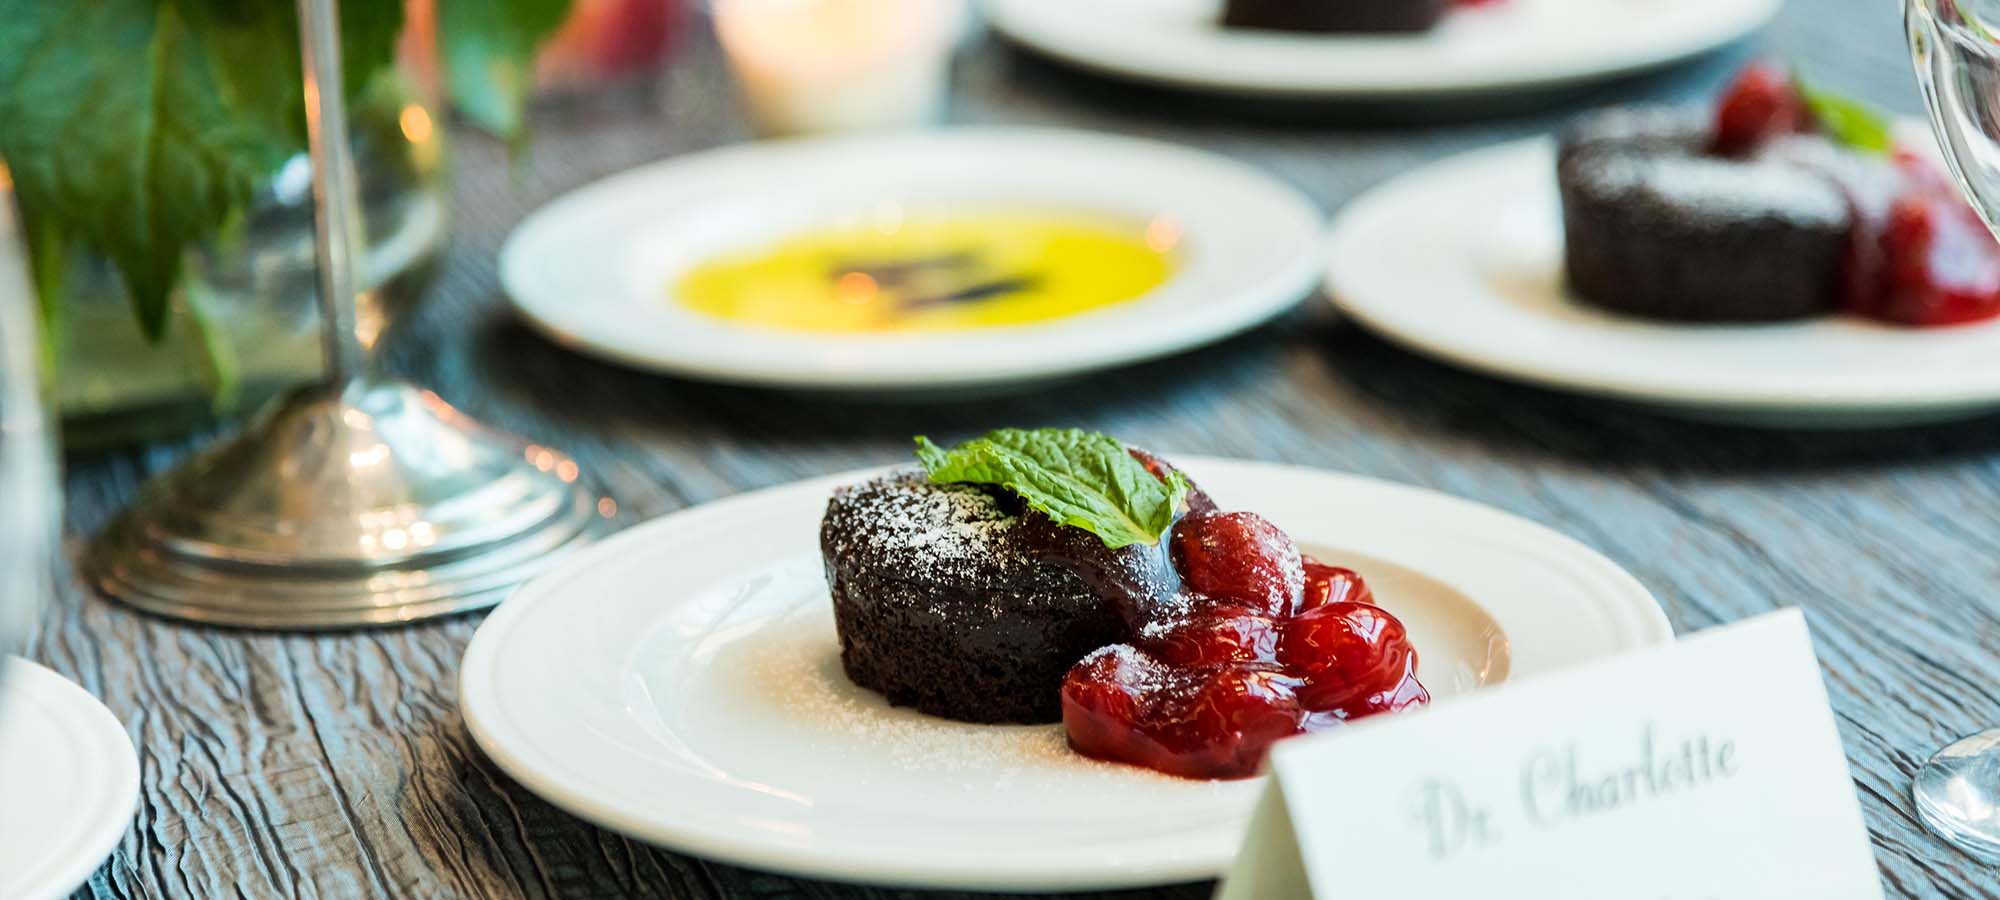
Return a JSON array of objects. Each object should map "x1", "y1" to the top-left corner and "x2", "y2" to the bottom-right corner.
[
  {"x1": 0, "y1": 658, "x2": 140, "y2": 900},
  {"x1": 985, "y1": 0, "x2": 1778, "y2": 100},
  {"x1": 500, "y1": 128, "x2": 1322, "y2": 391},
  {"x1": 460, "y1": 457, "x2": 1670, "y2": 891},
  {"x1": 1325, "y1": 138, "x2": 2000, "y2": 428}
]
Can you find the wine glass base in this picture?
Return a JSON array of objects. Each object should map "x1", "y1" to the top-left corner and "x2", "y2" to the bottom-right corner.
[
  {"x1": 1914, "y1": 728, "x2": 2000, "y2": 863},
  {"x1": 87, "y1": 378, "x2": 612, "y2": 629}
]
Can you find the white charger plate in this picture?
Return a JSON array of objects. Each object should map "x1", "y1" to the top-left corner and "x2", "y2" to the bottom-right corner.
[
  {"x1": 985, "y1": 0, "x2": 1778, "y2": 100},
  {"x1": 1325, "y1": 138, "x2": 2000, "y2": 428},
  {"x1": 0, "y1": 658, "x2": 139, "y2": 900},
  {"x1": 460, "y1": 457, "x2": 1669, "y2": 891},
  {"x1": 501, "y1": 128, "x2": 1322, "y2": 391}
]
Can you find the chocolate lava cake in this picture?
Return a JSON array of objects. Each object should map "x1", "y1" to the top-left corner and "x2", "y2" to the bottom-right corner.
[
  {"x1": 1222, "y1": 0, "x2": 1449, "y2": 32},
  {"x1": 822, "y1": 470, "x2": 1179, "y2": 724},
  {"x1": 1557, "y1": 107, "x2": 1881, "y2": 322}
]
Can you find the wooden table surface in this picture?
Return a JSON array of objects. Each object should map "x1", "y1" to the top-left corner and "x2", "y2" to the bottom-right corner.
[{"x1": 34, "y1": 1, "x2": 2000, "y2": 897}]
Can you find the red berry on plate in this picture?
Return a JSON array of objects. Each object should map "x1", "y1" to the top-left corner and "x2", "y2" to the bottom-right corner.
[
  {"x1": 1300, "y1": 559, "x2": 1373, "y2": 611},
  {"x1": 1170, "y1": 512, "x2": 1305, "y2": 616},
  {"x1": 1176, "y1": 665, "x2": 1308, "y2": 776},
  {"x1": 1280, "y1": 601, "x2": 1428, "y2": 718},
  {"x1": 1137, "y1": 605, "x2": 1281, "y2": 667},
  {"x1": 1873, "y1": 191, "x2": 2000, "y2": 326},
  {"x1": 1061, "y1": 648, "x2": 1306, "y2": 780},
  {"x1": 1712, "y1": 62, "x2": 1808, "y2": 156}
]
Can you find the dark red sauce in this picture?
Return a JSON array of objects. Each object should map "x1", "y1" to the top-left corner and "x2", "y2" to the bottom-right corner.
[{"x1": 1040, "y1": 451, "x2": 1427, "y2": 780}]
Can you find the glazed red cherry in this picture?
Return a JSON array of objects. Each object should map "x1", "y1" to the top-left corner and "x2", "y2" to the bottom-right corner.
[
  {"x1": 1060, "y1": 646, "x2": 1156, "y2": 741},
  {"x1": 1170, "y1": 512, "x2": 1305, "y2": 616},
  {"x1": 1711, "y1": 62, "x2": 1808, "y2": 156},
  {"x1": 1300, "y1": 559, "x2": 1373, "y2": 611},
  {"x1": 1170, "y1": 665, "x2": 1308, "y2": 778},
  {"x1": 1061, "y1": 648, "x2": 1306, "y2": 780},
  {"x1": 1280, "y1": 601, "x2": 1426, "y2": 717},
  {"x1": 1137, "y1": 605, "x2": 1281, "y2": 667},
  {"x1": 1873, "y1": 192, "x2": 2000, "y2": 326}
]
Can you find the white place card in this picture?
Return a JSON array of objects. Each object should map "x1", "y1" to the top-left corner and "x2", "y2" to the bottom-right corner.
[{"x1": 1216, "y1": 608, "x2": 1883, "y2": 900}]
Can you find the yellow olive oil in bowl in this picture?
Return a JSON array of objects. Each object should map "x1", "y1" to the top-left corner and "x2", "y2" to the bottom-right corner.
[{"x1": 673, "y1": 209, "x2": 1179, "y2": 332}]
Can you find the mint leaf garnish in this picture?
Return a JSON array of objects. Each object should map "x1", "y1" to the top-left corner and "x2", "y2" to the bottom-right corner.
[
  {"x1": 914, "y1": 428, "x2": 1189, "y2": 549},
  {"x1": 1794, "y1": 74, "x2": 1896, "y2": 156}
]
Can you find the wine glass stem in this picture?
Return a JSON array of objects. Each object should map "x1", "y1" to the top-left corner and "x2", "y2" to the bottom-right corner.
[{"x1": 295, "y1": 0, "x2": 366, "y2": 388}]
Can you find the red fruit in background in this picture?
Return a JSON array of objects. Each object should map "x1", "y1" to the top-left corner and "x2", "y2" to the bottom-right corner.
[
  {"x1": 1137, "y1": 605, "x2": 1281, "y2": 667},
  {"x1": 1170, "y1": 513, "x2": 1305, "y2": 616},
  {"x1": 1893, "y1": 146, "x2": 1961, "y2": 199},
  {"x1": 1300, "y1": 559, "x2": 1373, "y2": 611},
  {"x1": 1712, "y1": 62, "x2": 1809, "y2": 156},
  {"x1": 536, "y1": 0, "x2": 686, "y2": 88},
  {"x1": 1872, "y1": 192, "x2": 2000, "y2": 326},
  {"x1": 1280, "y1": 601, "x2": 1427, "y2": 717}
]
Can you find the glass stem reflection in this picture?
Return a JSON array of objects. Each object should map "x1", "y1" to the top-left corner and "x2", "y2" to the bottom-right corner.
[{"x1": 296, "y1": 0, "x2": 368, "y2": 386}]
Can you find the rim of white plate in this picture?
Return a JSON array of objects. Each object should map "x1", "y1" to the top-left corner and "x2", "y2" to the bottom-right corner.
[
  {"x1": 500, "y1": 127, "x2": 1323, "y2": 390},
  {"x1": 0, "y1": 658, "x2": 139, "y2": 900},
  {"x1": 985, "y1": 0, "x2": 1780, "y2": 98},
  {"x1": 1325, "y1": 136, "x2": 2000, "y2": 416},
  {"x1": 460, "y1": 458, "x2": 1669, "y2": 890}
]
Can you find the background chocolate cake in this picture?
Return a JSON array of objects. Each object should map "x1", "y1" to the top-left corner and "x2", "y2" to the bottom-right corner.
[
  {"x1": 1558, "y1": 108, "x2": 1856, "y2": 322},
  {"x1": 821, "y1": 470, "x2": 1137, "y2": 724},
  {"x1": 1221, "y1": 0, "x2": 1449, "y2": 33}
]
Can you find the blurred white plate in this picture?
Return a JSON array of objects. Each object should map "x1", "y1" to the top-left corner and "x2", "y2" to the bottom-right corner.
[
  {"x1": 501, "y1": 128, "x2": 1321, "y2": 391},
  {"x1": 1325, "y1": 138, "x2": 2000, "y2": 427},
  {"x1": 986, "y1": 0, "x2": 1778, "y2": 99},
  {"x1": 0, "y1": 658, "x2": 138, "y2": 900},
  {"x1": 460, "y1": 457, "x2": 1669, "y2": 891}
]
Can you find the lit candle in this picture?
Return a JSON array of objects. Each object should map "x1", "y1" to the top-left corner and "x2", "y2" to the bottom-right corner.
[{"x1": 714, "y1": 0, "x2": 963, "y2": 136}]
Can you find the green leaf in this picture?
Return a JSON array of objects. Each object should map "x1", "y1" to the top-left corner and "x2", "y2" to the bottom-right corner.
[
  {"x1": 1794, "y1": 73, "x2": 1896, "y2": 156},
  {"x1": 441, "y1": 0, "x2": 572, "y2": 143},
  {"x1": 914, "y1": 428, "x2": 1190, "y2": 549},
  {"x1": 0, "y1": 0, "x2": 293, "y2": 339},
  {"x1": 0, "y1": 0, "x2": 399, "y2": 346},
  {"x1": 21, "y1": 208, "x2": 64, "y2": 384},
  {"x1": 179, "y1": 269, "x2": 241, "y2": 409}
]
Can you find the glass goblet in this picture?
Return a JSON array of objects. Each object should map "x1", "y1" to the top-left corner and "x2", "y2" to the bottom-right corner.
[
  {"x1": 1905, "y1": 0, "x2": 2000, "y2": 863},
  {"x1": 0, "y1": 193, "x2": 60, "y2": 680}
]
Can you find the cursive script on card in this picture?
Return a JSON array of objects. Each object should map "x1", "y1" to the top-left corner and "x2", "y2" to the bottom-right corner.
[{"x1": 1413, "y1": 723, "x2": 1740, "y2": 860}]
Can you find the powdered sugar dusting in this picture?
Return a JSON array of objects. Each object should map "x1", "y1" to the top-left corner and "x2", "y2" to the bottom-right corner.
[
  {"x1": 1579, "y1": 154, "x2": 1848, "y2": 225},
  {"x1": 823, "y1": 470, "x2": 1042, "y2": 588},
  {"x1": 719, "y1": 588, "x2": 1181, "y2": 783},
  {"x1": 1077, "y1": 643, "x2": 1179, "y2": 697}
]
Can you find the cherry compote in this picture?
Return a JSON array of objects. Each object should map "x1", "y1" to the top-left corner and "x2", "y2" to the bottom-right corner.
[
  {"x1": 1170, "y1": 512, "x2": 1304, "y2": 617},
  {"x1": 1061, "y1": 509, "x2": 1427, "y2": 779},
  {"x1": 1707, "y1": 61, "x2": 2000, "y2": 326},
  {"x1": 1711, "y1": 63, "x2": 1809, "y2": 156}
]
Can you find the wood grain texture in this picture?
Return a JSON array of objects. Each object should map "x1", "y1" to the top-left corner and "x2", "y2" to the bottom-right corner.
[{"x1": 30, "y1": 0, "x2": 1999, "y2": 896}]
